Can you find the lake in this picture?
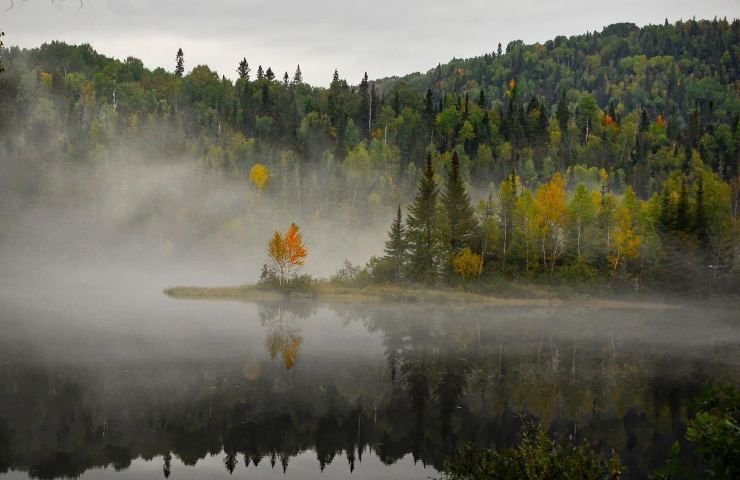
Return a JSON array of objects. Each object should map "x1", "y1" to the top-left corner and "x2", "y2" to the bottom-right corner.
[{"x1": 0, "y1": 270, "x2": 738, "y2": 479}]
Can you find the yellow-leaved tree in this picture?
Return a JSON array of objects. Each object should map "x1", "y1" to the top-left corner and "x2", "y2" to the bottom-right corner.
[
  {"x1": 452, "y1": 248, "x2": 482, "y2": 280},
  {"x1": 534, "y1": 173, "x2": 568, "y2": 275},
  {"x1": 608, "y1": 207, "x2": 641, "y2": 271},
  {"x1": 267, "y1": 223, "x2": 308, "y2": 286},
  {"x1": 250, "y1": 163, "x2": 270, "y2": 190}
]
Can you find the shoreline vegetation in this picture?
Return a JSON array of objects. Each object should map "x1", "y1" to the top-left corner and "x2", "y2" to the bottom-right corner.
[{"x1": 163, "y1": 281, "x2": 692, "y2": 310}]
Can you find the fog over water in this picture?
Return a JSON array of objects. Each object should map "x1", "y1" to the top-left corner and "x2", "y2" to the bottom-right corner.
[{"x1": 1, "y1": 148, "x2": 739, "y2": 479}]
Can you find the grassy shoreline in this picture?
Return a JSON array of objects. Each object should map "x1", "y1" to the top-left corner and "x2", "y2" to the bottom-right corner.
[{"x1": 163, "y1": 282, "x2": 691, "y2": 310}]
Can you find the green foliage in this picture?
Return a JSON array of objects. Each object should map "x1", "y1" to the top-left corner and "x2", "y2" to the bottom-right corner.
[
  {"x1": 443, "y1": 423, "x2": 624, "y2": 480},
  {"x1": 406, "y1": 153, "x2": 441, "y2": 281},
  {"x1": 442, "y1": 151, "x2": 479, "y2": 257},
  {"x1": 383, "y1": 206, "x2": 408, "y2": 281},
  {"x1": 685, "y1": 386, "x2": 740, "y2": 479}
]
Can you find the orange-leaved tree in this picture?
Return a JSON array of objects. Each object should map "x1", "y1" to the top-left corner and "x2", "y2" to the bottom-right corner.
[{"x1": 267, "y1": 223, "x2": 308, "y2": 286}]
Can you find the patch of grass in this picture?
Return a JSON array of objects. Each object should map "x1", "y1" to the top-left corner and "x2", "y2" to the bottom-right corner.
[{"x1": 164, "y1": 281, "x2": 683, "y2": 310}]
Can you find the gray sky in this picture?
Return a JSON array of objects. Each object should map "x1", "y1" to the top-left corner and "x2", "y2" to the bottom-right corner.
[{"x1": 1, "y1": 0, "x2": 738, "y2": 86}]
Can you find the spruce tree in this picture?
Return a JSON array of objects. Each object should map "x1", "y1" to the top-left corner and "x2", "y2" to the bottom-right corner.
[
  {"x1": 442, "y1": 151, "x2": 478, "y2": 256},
  {"x1": 659, "y1": 182, "x2": 674, "y2": 231},
  {"x1": 256, "y1": 65, "x2": 264, "y2": 80},
  {"x1": 497, "y1": 42, "x2": 502, "y2": 57},
  {"x1": 292, "y1": 65, "x2": 303, "y2": 85},
  {"x1": 358, "y1": 72, "x2": 370, "y2": 136},
  {"x1": 694, "y1": 173, "x2": 707, "y2": 243},
  {"x1": 283, "y1": 71, "x2": 289, "y2": 87},
  {"x1": 406, "y1": 152, "x2": 440, "y2": 281},
  {"x1": 478, "y1": 89, "x2": 486, "y2": 108},
  {"x1": 384, "y1": 205, "x2": 408, "y2": 281},
  {"x1": 676, "y1": 176, "x2": 689, "y2": 231},
  {"x1": 556, "y1": 91, "x2": 568, "y2": 136},
  {"x1": 237, "y1": 58, "x2": 250, "y2": 80},
  {"x1": 265, "y1": 67, "x2": 275, "y2": 81},
  {"x1": 174, "y1": 48, "x2": 184, "y2": 77}
]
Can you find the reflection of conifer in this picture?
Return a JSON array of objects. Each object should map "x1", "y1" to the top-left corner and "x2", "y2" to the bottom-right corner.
[
  {"x1": 163, "y1": 452, "x2": 172, "y2": 478},
  {"x1": 224, "y1": 452, "x2": 237, "y2": 474}
]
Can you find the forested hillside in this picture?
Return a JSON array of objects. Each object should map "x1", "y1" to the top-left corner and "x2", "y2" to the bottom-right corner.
[{"x1": 0, "y1": 18, "x2": 738, "y2": 289}]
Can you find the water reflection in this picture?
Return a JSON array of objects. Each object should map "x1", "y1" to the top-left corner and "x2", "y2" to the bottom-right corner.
[
  {"x1": 0, "y1": 301, "x2": 737, "y2": 479},
  {"x1": 259, "y1": 304, "x2": 309, "y2": 370}
]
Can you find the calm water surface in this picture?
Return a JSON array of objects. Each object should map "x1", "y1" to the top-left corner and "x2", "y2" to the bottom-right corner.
[{"x1": 0, "y1": 271, "x2": 738, "y2": 479}]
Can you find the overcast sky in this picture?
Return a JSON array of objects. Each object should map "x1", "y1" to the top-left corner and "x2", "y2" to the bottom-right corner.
[{"x1": 1, "y1": 0, "x2": 738, "y2": 86}]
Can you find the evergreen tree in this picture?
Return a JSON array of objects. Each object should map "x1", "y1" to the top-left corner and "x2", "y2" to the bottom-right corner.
[
  {"x1": 237, "y1": 58, "x2": 250, "y2": 80},
  {"x1": 369, "y1": 83, "x2": 379, "y2": 131},
  {"x1": 478, "y1": 89, "x2": 486, "y2": 108},
  {"x1": 406, "y1": 152, "x2": 440, "y2": 281},
  {"x1": 556, "y1": 91, "x2": 569, "y2": 136},
  {"x1": 497, "y1": 42, "x2": 503, "y2": 57},
  {"x1": 384, "y1": 205, "x2": 408, "y2": 281},
  {"x1": 283, "y1": 71, "x2": 289, "y2": 87},
  {"x1": 442, "y1": 151, "x2": 478, "y2": 256},
  {"x1": 0, "y1": 32, "x2": 4, "y2": 74},
  {"x1": 256, "y1": 65, "x2": 264, "y2": 80},
  {"x1": 174, "y1": 48, "x2": 184, "y2": 77},
  {"x1": 694, "y1": 172, "x2": 707, "y2": 243},
  {"x1": 639, "y1": 107, "x2": 650, "y2": 133},
  {"x1": 292, "y1": 65, "x2": 303, "y2": 85},
  {"x1": 358, "y1": 72, "x2": 370, "y2": 136},
  {"x1": 659, "y1": 183, "x2": 674, "y2": 230},
  {"x1": 265, "y1": 67, "x2": 275, "y2": 81},
  {"x1": 676, "y1": 176, "x2": 690, "y2": 231}
]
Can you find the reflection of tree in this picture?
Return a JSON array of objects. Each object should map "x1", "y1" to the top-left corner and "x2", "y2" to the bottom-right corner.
[
  {"x1": 0, "y1": 304, "x2": 733, "y2": 478},
  {"x1": 163, "y1": 452, "x2": 171, "y2": 478},
  {"x1": 223, "y1": 450, "x2": 237, "y2": 474},
  {"x1": 259, "y1": 303, "x2": 306, "y2": 370}
]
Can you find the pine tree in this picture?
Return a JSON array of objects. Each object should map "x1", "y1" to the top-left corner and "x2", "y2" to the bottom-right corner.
[
  {"x1": 283, "y1": 72, "x2": 289, "y2": 87},
  {"x1": 237, "y1": 58, "x2": 250, "y2": 80},
  {"x1": 694, "y1": 172, "x2": 707, "y2": 243},
  {"x1": 497, "y1": 42, "x2": 503, "y2": 57},
  {"x1": 556, "y1": 91, "x2": 568, "y2": 136},
  {"x1": 477, "y1": 89, "x2": 486, "y2": 108},
  {"x1": 384, "y1": 205, "x2": 408, "y2": 281},
  {"x1": 442, "y1": 151, "x2": 478, "y2": 256},
  {"x1": 174, "y1": 48, "x2": 184, "y2": 77},
  {"x1": 0, "y1": 32, "x2": 4, "y2": 74},
  {"x1": 659, "y1": 182, "x2": 674, "y2": 230},
  {"x1": 265, "y1": 67, "x2": 275, "y2": 81},
  {"x1": 676, "y1": 176, "x2": 689, "y2": 231},
  {"x1": 256, "y1": 65, "x2": 264, "y2": 80},
  {"x1": 369, "y1": 83, "x2": 379, "y2": 131},
  {"x1": 406, "y1": 152, "x2": 440, "y2": 281},
  {"x1": 292, "y1": 65, "x2": 303, "y2": 85},
  {"x1": 639, "y1": 107, "x2": 650, "y2": 133},
  {"x1": 358, "y1": 72, "x2": 370, "y2": 136}
]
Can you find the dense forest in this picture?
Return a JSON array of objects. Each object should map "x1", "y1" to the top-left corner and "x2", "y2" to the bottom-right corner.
[{"x1": 0, "y1": 18, "x2": 738, "y2": 290}]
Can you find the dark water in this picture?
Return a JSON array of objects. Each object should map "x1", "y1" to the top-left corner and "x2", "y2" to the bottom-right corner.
[{"x1": 0, "y1": 275, "x2": 738, "y2": 479}]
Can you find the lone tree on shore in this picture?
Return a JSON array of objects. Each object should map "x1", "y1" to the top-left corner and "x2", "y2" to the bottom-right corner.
[{"x1": 266, "y1": 223, "x2": 307, "y2": 286}]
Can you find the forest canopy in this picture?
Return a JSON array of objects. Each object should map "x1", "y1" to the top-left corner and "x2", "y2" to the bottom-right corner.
[{"x1": 0, "y1": 18, "x2": 738, "y2": 290}]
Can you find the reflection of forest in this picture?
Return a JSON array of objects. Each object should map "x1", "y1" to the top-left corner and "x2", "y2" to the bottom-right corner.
[{"x1": 0, "y1": 303, "x2": 737, "y2": 479}]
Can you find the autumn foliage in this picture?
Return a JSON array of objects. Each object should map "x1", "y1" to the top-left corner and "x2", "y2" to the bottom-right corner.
[
  {"x1": 267, "y1": 223, "x2": 308, "y2": 286},
  {"x1": 250, "y1": 163, "x2": 270, "y2": 190},
  {"x1": 452, "y1": 248, "x2": 482, "y2": 279}
]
